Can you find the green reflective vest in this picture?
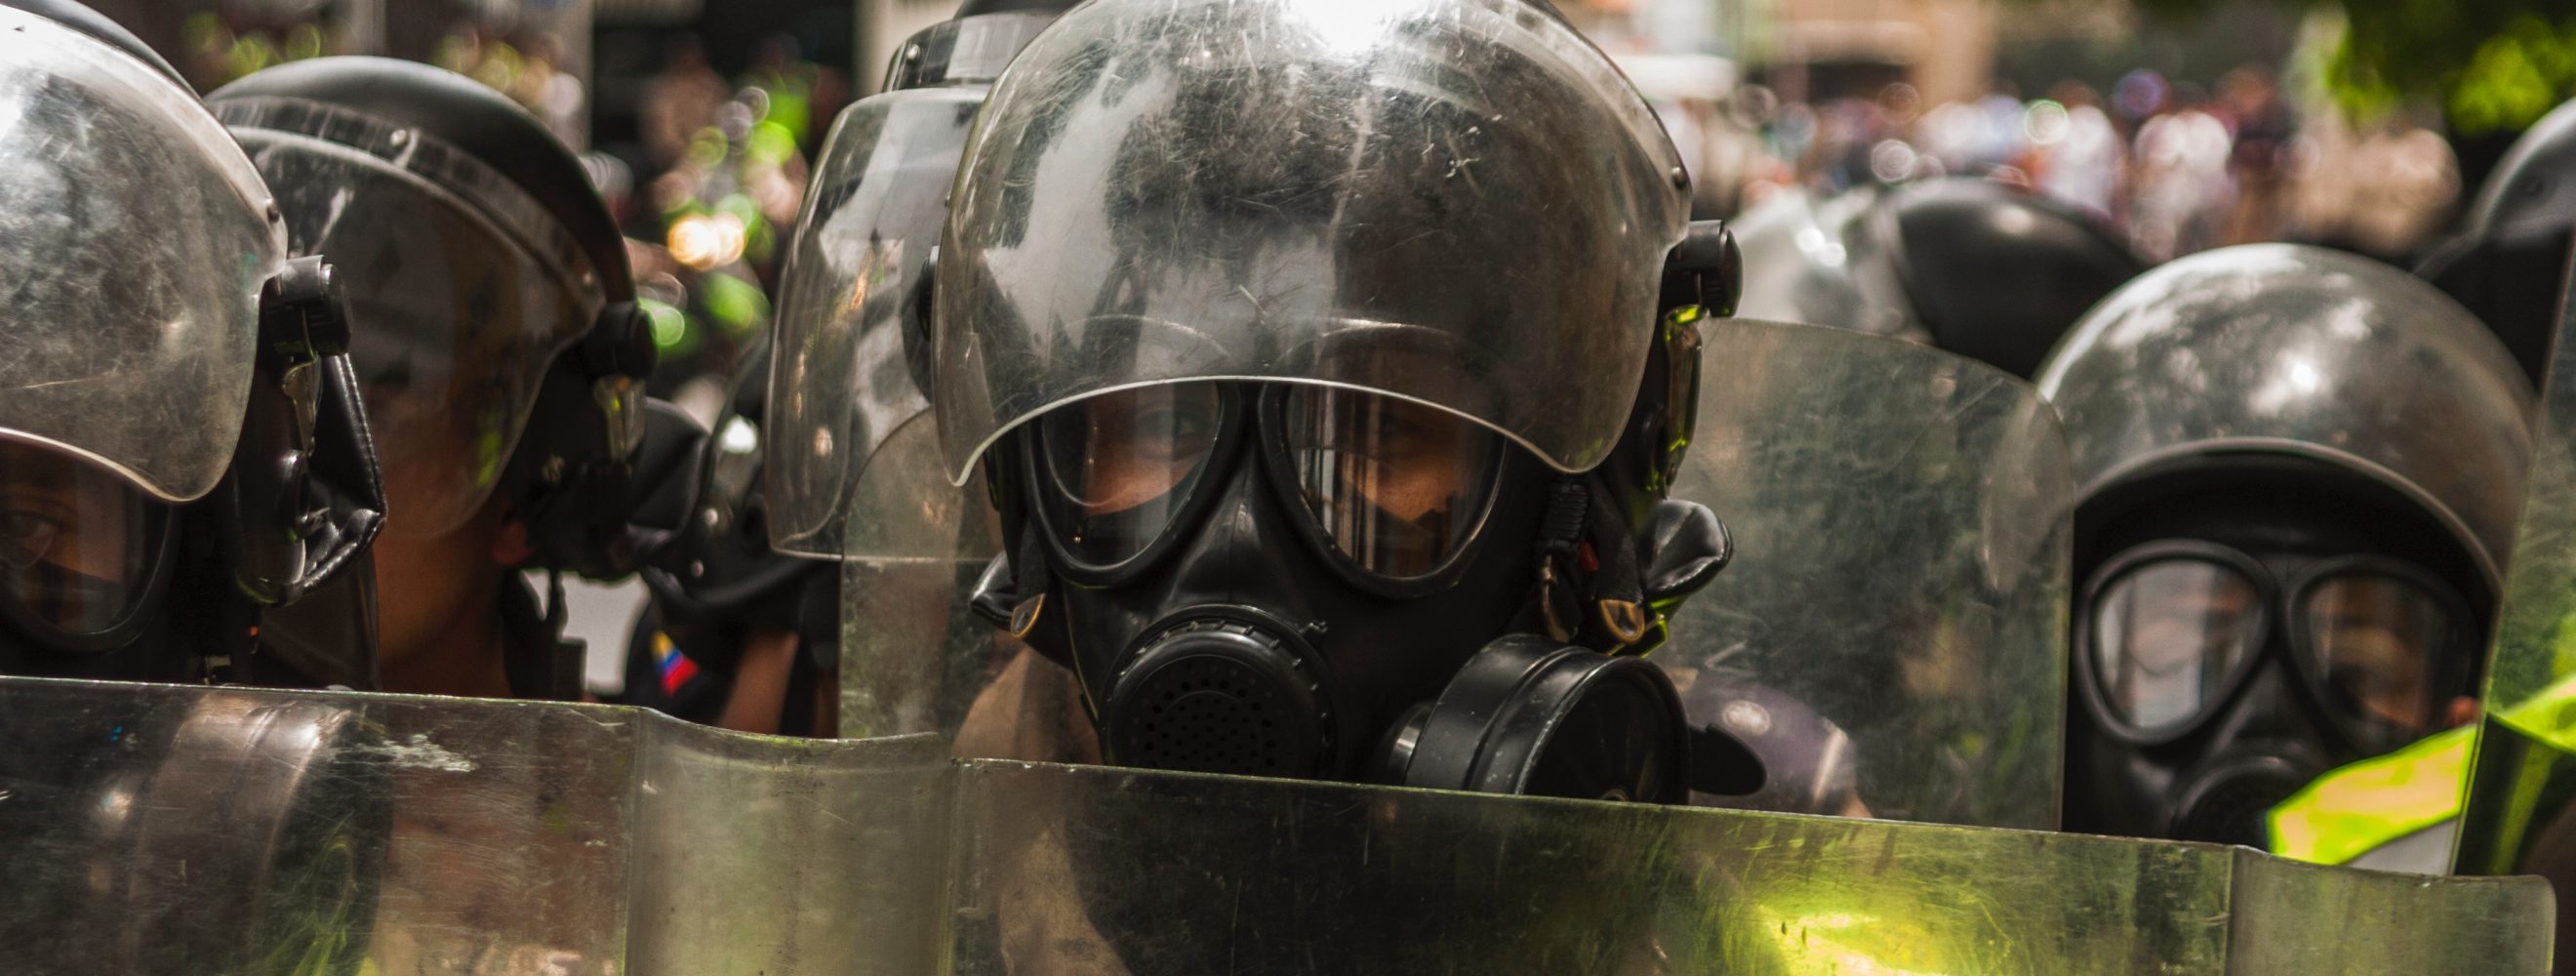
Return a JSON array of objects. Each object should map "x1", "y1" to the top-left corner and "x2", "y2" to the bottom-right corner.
[{"x1": 2269, "y1": 726, "x2": 2474, "y2": 867}]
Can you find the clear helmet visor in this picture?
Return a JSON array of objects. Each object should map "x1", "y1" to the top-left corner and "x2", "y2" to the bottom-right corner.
[
  {"x1": 0, "y1": 441, "x2": 165, "y2": 640},
  {"x1": 2090, "y1": 558, "x2": 2264, "y2": 732},
  {"x1": 228, "y1": 130, "x2": 597, "y2": 539},
  {"x1": 0, "y1": 8, "x2": 286, "y2": 504},
  {"x1": 762, "y1": 86, "x2": 988, "y2": 559},
  {"x1": 930, "y1": 0, "x2": 1687, "y2": 485}
]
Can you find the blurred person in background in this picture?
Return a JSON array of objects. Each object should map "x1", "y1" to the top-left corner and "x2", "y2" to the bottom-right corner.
[
  {"x1": 644, "y1": 37, "x2": 726, "y2": 176},
  {"x1": 2129, "y1": 82, "x2": 2235, "y2": 260},
  {"x1": 2032, "y1": 82, "x2": 2128, "y2": 220},
  {"x1": 2286, "y1": 112, "x2": 2461, "y2": 265},
  {"x1": 2416, "y1": 98, "x2": 2575, "y2": 386},
  {"x1": 2218, "y1": 66, "x2": 2296, "y2": 246}
]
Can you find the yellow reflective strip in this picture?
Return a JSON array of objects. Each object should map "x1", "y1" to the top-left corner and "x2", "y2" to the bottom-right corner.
[
  {"x1": 2269, "y1": 725, "x2": 2475, "y2": 865},
  {"x1": 2495, "y1": 669, "x2": 2576, "y2": 751}
]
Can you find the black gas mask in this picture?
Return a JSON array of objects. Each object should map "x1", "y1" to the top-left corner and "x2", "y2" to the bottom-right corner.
[
  {"x1": 0, "y1": 445, "x2": 177, "y2": 667},
  {"x1": 2067, "y1": 473, "x2": 2485, "y2": 845},
  {"x1": 950, "y1": 207, "x2": 1741, "y2": 802},
  {"x1": 971, "y1": 346, "x2": 1731, "y2": 801}
]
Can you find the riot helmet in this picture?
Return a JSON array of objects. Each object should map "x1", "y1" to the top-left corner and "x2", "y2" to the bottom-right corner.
[
  {"x1": 0, "y1": 0, "x2": 382, "y2": 685},
  {"x1": 2036, "y1": 243, "x2": 2532, "y2": 845},
  {"x1": 803, "y1": 0, "x2": 1736, "y2": 800},
  {"x1": 210, "y1": 59, "x2": 666, "y2": 698},
  {"x1": 2418, "y1": 98, "x2": 2576, "y2": 386},
  {"x1": 211, "y1": 59, "x2": 657, "y2": 578},
  {"x1": 1734, "y1": 177, "x2": 2146, "y2": 379},
  {"x1": 946, "y1": 0, "x2": 1733, "y2": 797}
]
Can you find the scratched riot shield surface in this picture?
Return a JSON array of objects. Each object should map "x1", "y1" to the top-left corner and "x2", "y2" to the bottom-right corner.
[
  {"x1": 0, "y1": 675, "x2": 2549, "y2": 974},
  {"x1": 1660, "y1": 319, "x2": 2070, "y2": 829},
  {"x1": 2456, "y1": 247, "x2": 2576, "y2": 944},
  {"x1": 0, "y1": 677, "x2": 950, "y2": 976}
]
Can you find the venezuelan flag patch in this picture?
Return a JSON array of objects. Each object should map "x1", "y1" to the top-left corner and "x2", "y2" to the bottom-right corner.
[{"x1": 655, "y1": 631, "x2": 702, "y2": 698}]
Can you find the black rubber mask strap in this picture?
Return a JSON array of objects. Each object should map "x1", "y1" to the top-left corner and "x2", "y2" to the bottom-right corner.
[
  {"x1": 1510, "y1": 475, "x2": 1590, "y2": 641},
  {"x1": 1579, "y1": 473, "x2": 1652, "y2": 651}
]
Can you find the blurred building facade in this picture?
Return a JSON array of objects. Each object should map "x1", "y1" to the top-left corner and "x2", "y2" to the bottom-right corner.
[{"x1": 1559, "y1": 0, "x2": 2015, "y2": 106}]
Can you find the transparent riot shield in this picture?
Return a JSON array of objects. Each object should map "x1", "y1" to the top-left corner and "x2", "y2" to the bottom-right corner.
[
  {"x1": 0, "y1": 675, "x2": 2548, "y2": 974},
  {"x1": 2457, "y1": 249, "x2": 2576, "y2": 896},
  {"x1": 0, "y1": 676, "x2": 951, "y2": 976},
  {"x1": 833, "y1": 318, "x2": 2075, "y2": 827},
  {"x1": 1661, "y1": 319, "x2": 2070, "y2": 829}
]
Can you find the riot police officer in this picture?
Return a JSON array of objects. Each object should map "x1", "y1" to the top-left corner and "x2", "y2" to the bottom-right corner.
[
  {"x1": 2036, "y1": 243, "x2": 2531, "y2": 847},
  {"x1": 0, "y1": 0, "x2": 382, "y2": 687},
  {"x1": 1734, "y1": 176, "x2": 2147, "y2": 379},
  {"x1": 209, "y1": 59, "x2": 670, "y2": 700},
  {"x1": 776, "y1": 0, "x2": 1736, "y2": 800},
  {"x1": 620, "y1": 0, "x2": 1084, "y2": 735},
  {"x1": 2418, "y1": 97, "x2": 2576, "y2": 386},
  {"x1": 624, "y1": 338, "x2": 838, "y2": 732}
]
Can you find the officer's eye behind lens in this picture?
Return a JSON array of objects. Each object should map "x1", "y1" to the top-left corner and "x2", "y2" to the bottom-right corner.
[
  {"x1": 1037, "y1": 383, "x2": 1226, "y2": 565},
  {"x1": 2302, "y1": 573, "x2": 2451, "y2": 738},
  {"x1": 1279, "y1": 386, "x2": 1501, "y2": 579},
  {"x1": 2092, "y1": 559, "x2": 2262, "y2": 731},
  {"x1": 2, "y1": 510, "x2": 61, "y2": 571}
]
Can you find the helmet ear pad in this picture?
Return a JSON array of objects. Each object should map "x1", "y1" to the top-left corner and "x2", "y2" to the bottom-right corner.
[
  {"x1": 498, "y1": 302, "x2": 662, "y2": 579},
  {"x1": 221, "y1": 257, "x2": 381, "y2": 609}
]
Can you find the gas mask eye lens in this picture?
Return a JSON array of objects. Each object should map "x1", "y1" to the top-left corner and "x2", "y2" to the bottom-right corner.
[
  {"x1": 1035, "y1": 382, "x2": 1226, "y2": 565},
  {"x1": 0, "y1": 445, "x2": 161, "y2": 639},
  {"x1": 2301, "y1": 573, "x2": 2452, "y2": 739},
  {"x1": 1277, "y1": 386, "x2": 1502, "y2": 579},
  {"x1": 2091, "y1": 558, "x2": 2262, "y2": 732}
]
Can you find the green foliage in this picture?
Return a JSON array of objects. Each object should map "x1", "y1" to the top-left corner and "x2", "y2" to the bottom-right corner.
[
  {"x1": 2117, "y1": 0, "x2": 2576, "y2": 133},
  {"x1": 2446, "y1": 16, "x2": 2576, "y2": 133}
]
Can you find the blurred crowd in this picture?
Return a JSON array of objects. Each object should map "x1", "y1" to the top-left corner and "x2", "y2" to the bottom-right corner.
[
  {"x1": 1738, "y1": 67, "x2": 2462, "y2": 264},
  {"x1": 605, "y1": 34, "x2": 844, "y2": 408},
  {"x1": 171, "y1": 5, "x2": 846, "y2": 415}
]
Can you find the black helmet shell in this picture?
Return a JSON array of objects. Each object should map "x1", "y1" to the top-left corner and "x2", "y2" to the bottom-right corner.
[
  {"x1": 209, "y1": 57, "x2": 630, "y2": 301},
  {"x1": 1886, "y1": 179, "x2": 2147, "y2": 380}
]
